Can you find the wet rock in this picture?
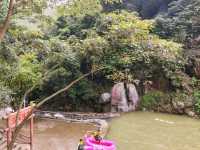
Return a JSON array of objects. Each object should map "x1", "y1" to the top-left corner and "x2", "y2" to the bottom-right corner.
[
  {"x1": 54, "y1": 113, "x2": 65, "y2": 119},
  {"x1": 111, "y1": 82, "x2": 139, "y2": 112},
  {"x1": 172, "y1": 101, "x2": 184, "y2": 109},
  {"x1": 177, "y1": 101, "x2": 185, "y2": 109},
  {"x1": 185, "y1": 109, "x2": 196, "y2": 117},
  {"x1": 184, "y1": 101, "x2": 194, "y2": 108},
  {"x1": 171, "y1": 101, "x2": 185, "y2": 114},
  {"x1": 44, "y1": 113, "x2": 52, "y2": 117},
  {"x1": 157, "y1": 104, "x2": 173, "y2": 113},
  {"x1": 99, "y1": 93, "x2": 111, "y2": 104},
  {"x1": 0, "y1": 107, "x2": 14, "y2": 119}
]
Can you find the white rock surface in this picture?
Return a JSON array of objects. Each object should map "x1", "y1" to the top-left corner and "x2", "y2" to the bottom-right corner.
[
  {"x1": 0, "y1": 107, "x2": 14, "y2": 119},
  {"x1": 54, "y1": 113, "x2": 65, "y2": 119}
]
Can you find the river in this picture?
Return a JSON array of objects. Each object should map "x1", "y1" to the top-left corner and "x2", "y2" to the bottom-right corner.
[
  {"x1": 31, "y1": 118, "x2": 97, "y2": 150},
  {"x1": 0, "y1": 118, "x2": 97, "y2": 150},
  {"x1": 107, "y1": 112, "x2": 200, "y2": 150},
  {"x1": 1, "y1": 112, "x2": 200, "y2": 150}
]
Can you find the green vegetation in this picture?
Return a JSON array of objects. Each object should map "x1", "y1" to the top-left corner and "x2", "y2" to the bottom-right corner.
[
  {"x1": 194, "y1": 91, "x2": 200, "y2": 114},
  {"x1": 0, "y1": 0, "x2": 9, "y2": 22},
  {"x1": 155, "y1": 0, "x2": 200, "y2": 43},
  {"x1": 141, "y1": 91, "x2": 164, "y2": 110}
]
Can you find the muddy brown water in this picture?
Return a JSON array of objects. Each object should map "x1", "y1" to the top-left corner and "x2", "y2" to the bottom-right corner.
[
  {"x1": 1, "y1": 112, "x2": 200, "y2": 150},
  {"x1": 0, "y1": 118, "x2": 97, "y2": 150},
  {"x1": 33, "y1": 119, "x2": 97, "y2": 150},
  {"x1": 107, "y1": 112, "x2": 200, "y2": 150}
]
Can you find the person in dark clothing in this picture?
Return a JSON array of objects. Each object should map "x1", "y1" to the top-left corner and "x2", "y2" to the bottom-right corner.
[
  {"x1": 77, "y1": 139, "x2": 84, "y2": 150},
  {"x1": 94, "y1": 129, "x2": 102, "y2": 143}
]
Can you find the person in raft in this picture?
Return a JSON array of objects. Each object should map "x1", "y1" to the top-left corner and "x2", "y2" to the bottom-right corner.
[
  {"x1": 93, "y1": 129, "x2": 102, "y2": 143},
  {"x1": 77, "y1": 139, "x2": 84, "y2": 150}
]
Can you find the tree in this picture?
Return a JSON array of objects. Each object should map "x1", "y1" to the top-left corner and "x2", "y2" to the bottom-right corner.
[
  {"x1": 7, "y1": 67, "x2": 104, "y2": 150},
  {"x1": 0, "y1": 83, "x2": 13, "y2": 107},
  {"x1": 0, "y1": 0, "x2": 15, "y2": 41},
  {"x1": 155, "y1": 0, "x2": 200, "y2": 43},
  {"x1": 0, "y1": 0, "x2": 50, "y2": 41},
  {"x1": 67, "y1": 11, "x2": 183, "y2": 84},
  {"x1": 103, "y1": 0, "x2": 174, "y2": 18}
]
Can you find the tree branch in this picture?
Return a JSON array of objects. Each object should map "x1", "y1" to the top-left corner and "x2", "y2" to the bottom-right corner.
[
  {"x1": 0, "y1": 0, "x2": 15, "y2": 41},
  {"x1": 8, "y1": 67, "x2": 105, "y2": 150}
]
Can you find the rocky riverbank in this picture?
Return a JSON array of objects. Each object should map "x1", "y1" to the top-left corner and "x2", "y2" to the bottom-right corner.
[
  {"x1": 149, "y1": 99, "x2": 198, "y2": 118},
  {"x1": 35, "y1": 111, "x2": 120, "y2": 137}
]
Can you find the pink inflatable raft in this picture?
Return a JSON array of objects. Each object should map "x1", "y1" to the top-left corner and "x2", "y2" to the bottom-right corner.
[{"x1": 84, "y1": 136, "x2": 116, "y2": 150}]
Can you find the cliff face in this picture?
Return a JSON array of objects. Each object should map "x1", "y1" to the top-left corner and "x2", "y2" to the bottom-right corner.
[
  {"x1": 103, "y1": 0, "x2": 175, "y2": 19},
  {"x1": 124, "y1": 0, "x2": 175, "y2": 18}
]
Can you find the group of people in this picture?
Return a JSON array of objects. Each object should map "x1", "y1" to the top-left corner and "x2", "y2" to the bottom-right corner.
[{"x1": 78, "y1": 129, "x2": 102, "y2": 150}]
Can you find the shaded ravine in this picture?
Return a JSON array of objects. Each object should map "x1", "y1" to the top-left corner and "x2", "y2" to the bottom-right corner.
[{"x1": 107, "y1": 112, "x2": 200, "y2": 150}]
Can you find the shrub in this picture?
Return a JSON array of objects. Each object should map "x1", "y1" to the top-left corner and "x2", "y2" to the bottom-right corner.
[
  {"x1": 0, "y1": 84, "x2": 13, "y2": 108},
  {"x1": 194, "y1": 91, "x2": 200, "y2": 114},
  {"x1": 141, "y1": 91, "x2": 164, "y2": 110}
]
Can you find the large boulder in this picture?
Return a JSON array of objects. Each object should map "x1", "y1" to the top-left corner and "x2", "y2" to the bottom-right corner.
[
  {"x1": 184, "y1": 108, "x2": 196, "y2": 117},
  {"x1": 111, "y1": 82, "x2": 139, "y2": 112},
  {"x1": 0, "y1": 107, "x2": 14, "y2": 119},
  {"x1": 99, "y1": 93, "x2": 111, "y2": 104}
]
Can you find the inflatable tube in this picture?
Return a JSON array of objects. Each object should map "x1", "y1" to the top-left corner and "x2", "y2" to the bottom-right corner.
[
  {"x1": 84, "y1": 146, "x2": 93, "y2": 150},
  {"x1": 84, "y1": 136, "x2": 116, "y2": 150}
]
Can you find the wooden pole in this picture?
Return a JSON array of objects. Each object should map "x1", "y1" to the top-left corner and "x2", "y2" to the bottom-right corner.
[
  {"x1": 6, "y1": 119, "x2": 12, "y2": 150},
  {"x1": 30, "y1": 115, "x2": 33, "y2": 150},
  {"x1": 0, "y1": 0, "x2": 15, "y2": 41}
]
